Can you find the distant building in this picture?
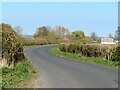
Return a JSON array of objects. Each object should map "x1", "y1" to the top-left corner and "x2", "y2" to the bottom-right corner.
[
  {"x1": 101, "y1": 37, "x2": 116, "y2": 44},
  {"x1": 84, "y1": 36, "x2": 90, "y2": 39},
  {"x1": 63, "y1": 37, "x2": 70, "y2": 41}
]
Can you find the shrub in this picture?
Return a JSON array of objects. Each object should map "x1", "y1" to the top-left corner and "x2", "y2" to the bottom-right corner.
[{"x1": 111, "y1": 46, "x2": 120, "y2": 61}]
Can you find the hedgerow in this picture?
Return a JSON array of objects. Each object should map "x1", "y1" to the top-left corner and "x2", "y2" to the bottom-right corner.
[
  {"x1": 2, "y1": 23, "x2": 25, "y2": 67},
  {"x1": 22, "y1": 37, "x2": 57, "y2": 46},
  {"x1": 59, "y1": 44, "x2": 120, "y2": 61}
]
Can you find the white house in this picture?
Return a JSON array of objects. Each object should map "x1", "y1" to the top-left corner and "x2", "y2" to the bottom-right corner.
[{"x1": 101, "y1": 37, "x2": 116, "y2": 44}]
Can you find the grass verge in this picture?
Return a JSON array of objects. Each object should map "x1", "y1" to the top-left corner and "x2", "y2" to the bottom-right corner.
[
  {"x1": 0, "y1": 68, "x2": 1, "y2": 89},
  {"x1": 24, "y1": 44, "x2": 57, "y2": 49},
  {"x1": 51, "y1": 47, "x2": 119, "y2": 69},
  {"x1": 1, "y1": 56, "x2": 36, "y2": 88}
]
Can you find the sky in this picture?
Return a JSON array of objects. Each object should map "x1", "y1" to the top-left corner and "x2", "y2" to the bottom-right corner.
[{"x1": 2, "y1": 2, "x2": 118, "y2": 37}]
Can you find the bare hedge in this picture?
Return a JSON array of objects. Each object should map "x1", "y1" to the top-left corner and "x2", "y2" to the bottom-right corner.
[
  {"x1": 22, "y1": 38, "x2": 57, "y2": 46},
  {"x1": 59, "y1": 44, "x2": 120, "y2": 61}
]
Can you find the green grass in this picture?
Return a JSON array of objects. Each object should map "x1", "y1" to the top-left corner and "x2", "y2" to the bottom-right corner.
[
  {"x1": 1, "y1": 56, "x2": 36, "y2": 88},
  {"x1": 51, "y1": 47, "x2": 119, "y2": 69},
  {"x1": 0, "y1": 68, "x2": 2, "y2": 89},
  {"x1": 24, "y1": 44, "x2": 57, "y2": 49}
]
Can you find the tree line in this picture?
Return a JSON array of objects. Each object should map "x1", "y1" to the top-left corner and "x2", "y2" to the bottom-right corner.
[
  {"x1": 9, "y1": 24, "x2": 120, "y2": 43},
  {"x1": 33, "y1": 25, "x2": 120, "y2": 43}
]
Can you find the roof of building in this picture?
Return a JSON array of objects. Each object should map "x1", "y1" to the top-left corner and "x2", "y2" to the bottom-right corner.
[
  {"x1": 63, "y1": 37, "x2": 70, "y2": 40},
  {"x1": 101, "y1": 37, "x2": 115, "y2": 42},
  {"x1": 84, "y1": 36, "x2": 90, "y2": 39}
]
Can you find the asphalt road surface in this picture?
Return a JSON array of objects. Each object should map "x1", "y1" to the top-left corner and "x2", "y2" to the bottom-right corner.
[{"x1": 24, "y1": 45, "x2": 118, "y2": 88}]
